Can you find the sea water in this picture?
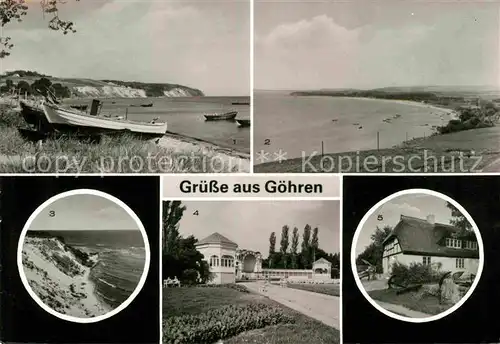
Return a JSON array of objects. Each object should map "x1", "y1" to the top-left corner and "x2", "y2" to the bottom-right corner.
[
  {"x1": 254, "y1": 91, "x2": 455, "y2": 160},
  {"x1": 47, "y1": 230, "x2": 146, "y2": 309},
  {"x1": 64, "y1": 96, "x2": 251, "y2": 153}
]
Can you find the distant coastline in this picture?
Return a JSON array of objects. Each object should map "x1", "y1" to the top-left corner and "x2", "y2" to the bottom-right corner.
[{"x1": 325, "y1": 96, "x2": 457, "y2": 118}]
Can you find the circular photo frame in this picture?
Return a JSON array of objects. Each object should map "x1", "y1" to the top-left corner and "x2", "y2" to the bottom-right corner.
[
  {"x1": 351, "y1": 188, "x2": 484, "y2": 323},
  {"x1": 17, "y1": 189, "x2": 151, "y2": 323}
]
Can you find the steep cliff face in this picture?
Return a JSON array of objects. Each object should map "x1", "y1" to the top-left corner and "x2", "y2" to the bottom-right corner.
[
  {"x1": 70, "y1": 86, "x2": 198, "y2": 98},
  {"x1": 22, "y1": 235, "x2": 108, "y2": 318},
  {"x1": 72, "y1": 86, "x2": 147, "y2": 98}
]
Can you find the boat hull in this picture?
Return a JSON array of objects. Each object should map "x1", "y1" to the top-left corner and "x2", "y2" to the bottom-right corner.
[
  {"x1": 43, "y1": 103, "x2": 167, "y2": 136},
  {"x1": 204, "y1": 111, "x2": 238, "y2": 121},
  {"x1": 236, "y1": 119, "x2": 251, "y2": 127}
]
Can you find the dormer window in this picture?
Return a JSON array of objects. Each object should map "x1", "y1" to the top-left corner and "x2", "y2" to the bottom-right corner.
[{"x1": 445, "y1": 238, "x2": 462, "y2": 248}]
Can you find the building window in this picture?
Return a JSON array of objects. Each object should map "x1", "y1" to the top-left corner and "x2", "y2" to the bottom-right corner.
[
  {"x1": 422, "y1": 256, "x2": 431, "y2": 266},
  {"x1": 456, "y1": 258, "x2": 465, "y2": 269},
  {"x1": 221, "y1": 255, "x2": 234, "y2": 268},
  {"x1": 445, "y1": 238, "x2": 462, "y2": 249},
  {"x1": 464, "y1": 241, "x2": 478, "y2": 250},
  {"x1": 210, "y1": 255, "x2": 219, "y2": 267}
]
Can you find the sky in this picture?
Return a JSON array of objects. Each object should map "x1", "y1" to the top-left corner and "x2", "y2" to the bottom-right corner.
[
  {"x1": 29, "y1": 194, "x2": 139, "y2": 231},
  {"x1": 255, "y1": 0, "x2": 500, "y2": 90},
  {"x1": 354, "y1": 194, "x2": 470, "y2": 256},
  {"x1": 1, "y1": 0, "x2": 250, "y2": 96},
  {"x1": 176, "y1": 200, "x2": 340, "y2": 257}
]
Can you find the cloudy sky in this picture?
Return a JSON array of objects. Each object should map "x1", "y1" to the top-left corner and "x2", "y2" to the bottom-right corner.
[
  {"x1": 255, "y1": 0, "x2": 500, "y2": 90},
  {"x1": 354, "y1": 193, "x2": 472, "y2": 256},
  {"x1": 176, "y1": 200, "x2": 340, "y2": 256},
  {"x1": 29, "y1": 194, "x2": 139, "y2": 231},
  {"x1": 1, "y1": 0, "x2": 250, "y2": 96}
]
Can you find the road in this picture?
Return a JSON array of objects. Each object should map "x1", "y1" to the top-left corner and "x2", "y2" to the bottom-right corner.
[{"x1": 242, "y1": 282, "x2": 340, "y2": 329}]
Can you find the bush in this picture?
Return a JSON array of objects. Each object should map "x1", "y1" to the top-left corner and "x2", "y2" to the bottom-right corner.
[
  {"x1": 163, "y1": 303, "x2": 294, "y2": 344},
  {"x1": 195, "y1": 284, "x2": 250, "y2": 293},
  {"x1": 181, "y1": 269, "x2": 199, "y2": 286},
  {"x1": 390, "y1": 262, "x2": 442, "y2": 285}
]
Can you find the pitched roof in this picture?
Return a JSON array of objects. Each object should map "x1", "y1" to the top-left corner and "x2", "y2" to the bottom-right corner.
[
  {"x1": 196, "y1": 232, "x2": 237, "y2": 247},
  {"x1": 313, "y1": 258, "x2": 332, "y2": 265},
  {"x1": 383, "y1": 215, "x2": 479, "y2": 259}
]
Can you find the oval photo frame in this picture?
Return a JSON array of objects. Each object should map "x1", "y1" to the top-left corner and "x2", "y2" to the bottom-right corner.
[
  {"x1": 17, "y1": 189, "x2": 151, "y2": 323},
  {"x1": 351, "y1": 188, "x2": 484, "y2": 323}
]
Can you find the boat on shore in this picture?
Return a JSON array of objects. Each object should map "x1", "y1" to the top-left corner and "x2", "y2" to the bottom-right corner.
[
  {"x1": 70, "y1": 104, "x2": 89, "y2": 111},
  {"x1": 236, "y1": 119, "x2": 251, "y2": 127},
  {"x1": 130, "y1": 102, "x2": 154, "y2": 108},
  {"x1": 231, "y1": 101, "x2": 250, "y2": 105},
  {"x1": 42, "y1": 102, "x2": 167, "y2": 136},
  {"x1": 204, "y1": 111, "x2": 238, "y2": 121}
]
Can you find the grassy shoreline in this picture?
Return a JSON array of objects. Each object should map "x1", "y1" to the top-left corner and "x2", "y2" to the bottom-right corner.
[
  {"x1": 254, "y1": 130, "x2": 500, "y2": 173},
  {"x1": 0, "y1": 104, "x2": 250, "y2": 173}
]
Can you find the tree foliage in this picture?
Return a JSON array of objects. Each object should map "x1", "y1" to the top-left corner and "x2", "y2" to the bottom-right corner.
[
  {"x1": 262, "y1": 224, "x2": 340, "y2": 278},
  {"x1": 446, "y1": 202, "x2": 472, "y2": 232},
  {"x1": 356, "y1": 225, "x2": 393, "y2": 273},
  {"x1": 162, "y1": 201, "x2": 211, "y2": 285},
  {"x1": 290, "y1": 227, "x2": 299, "y2": 269},
  {"x1": 268, "y1": 232, "x2": 276, "y2": 268},
  {"x1": 279, "y1": 225, "x2": 289, "y2": 268},
  {"x1": 1, "y1": 0, "x2": 79, "y2": 58}
]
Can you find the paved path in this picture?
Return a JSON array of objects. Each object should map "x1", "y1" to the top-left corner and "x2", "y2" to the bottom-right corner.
[
  {"x1": 242, "y1": 282, "x2": 340, "y2": 329},
  {"x1": 375, "y1": 301, "x2": 431, "y2": 318}
]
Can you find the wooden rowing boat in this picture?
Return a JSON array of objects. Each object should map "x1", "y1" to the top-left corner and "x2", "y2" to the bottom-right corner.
[
  {"x1": 42, "y1": 102, "x2": 167, "y2": 136},
  {"x1": 204, "y1": 111, "x2": 238, "y2": 121},
  {"x1": 236, "y1": 119, "x2": 251, "y2": 127}
]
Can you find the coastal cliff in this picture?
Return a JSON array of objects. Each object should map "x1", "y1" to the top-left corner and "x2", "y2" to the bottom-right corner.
[
  {"x1": 0, "y1": 71, "x2": 205, "y2": 99},
  {"x1": 21, "y1": 232, "x2": 109, "y2": 318}
]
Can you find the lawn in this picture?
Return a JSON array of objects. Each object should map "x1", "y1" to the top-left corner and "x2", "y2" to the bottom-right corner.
[
  {"x1": 163, "y1": 286, "x2": 340, "y2": 344},
  {"x1": 286, "y1": 283, "x2": 340, "y2": 297},
  {"x1": 368, "y1": 288, "x2": 451, "y2": 315}
]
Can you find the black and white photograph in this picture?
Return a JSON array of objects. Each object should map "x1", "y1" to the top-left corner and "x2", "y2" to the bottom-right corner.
[
  {"x1": 0, "y1": 0, "x2": 250, "y2": 173},
  {"x1": 1, "y1": 176, "x2": 160, "y2": 344},
  {"x1": 352, "y1": 190, "x2": 483, "y2": 322},
  {"x1": 343, "y1": 176, "x2": 500, "y2": 344},
  {"x1": 18, "y1": 190, "x2": 149, "y2": 322},
  {"x1": 162, "y1": 200, "x2": 340, "y2": 344},
  {"x1": 254, "y1": 1, "x2": 500, "y2": 173}
]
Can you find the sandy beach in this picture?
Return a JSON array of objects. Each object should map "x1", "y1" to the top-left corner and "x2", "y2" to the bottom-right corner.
[
  {"x1": 335, "y1": 96, "x2": 458, "y2": 117},
  {"x1": 22, "y1": 237, "x2": 111, "y2": 318}
]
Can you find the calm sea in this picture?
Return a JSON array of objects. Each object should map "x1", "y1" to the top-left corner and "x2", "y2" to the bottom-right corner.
[
  {"x1": 254, "y1": 91, "x2": 455, "y2": 160},
  {"x1": 45, "y1": 230, "x2": 146, "y2": 309},
  {"x1": 65, "y1": 96, "x2": 250, "y2": 153}
]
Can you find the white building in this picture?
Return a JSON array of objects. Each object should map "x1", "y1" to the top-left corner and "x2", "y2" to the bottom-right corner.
[
  {"x1": 196, "y1": 232, "x2": 335, "y2": 284},
  {"x1": 382, "y1": 214, "x2": 480, "y2": 275},
  {"x1": 195, "y1": 232, "x2": 238, "y2": 284}
]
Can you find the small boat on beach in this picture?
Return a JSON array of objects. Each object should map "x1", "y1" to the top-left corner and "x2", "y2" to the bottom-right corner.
[
  {"x1": 42, "y1": 102, "x2": 167, "y2": 136},
  {"x1": 204, "y1": 111, "x2": 238, "y2": 121},
  {"x1": 19, "y1": 100, "x2": 45, "y2": 128},
  {"x1": 231, "y1": 101, "x2": 250, "y2": 105},
  {"x1": 236, "y1": 119, "x2": 251, "y2": 127},
  {"x1": 130, "y1": 102, "x2": 154, "y2": 108}
]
